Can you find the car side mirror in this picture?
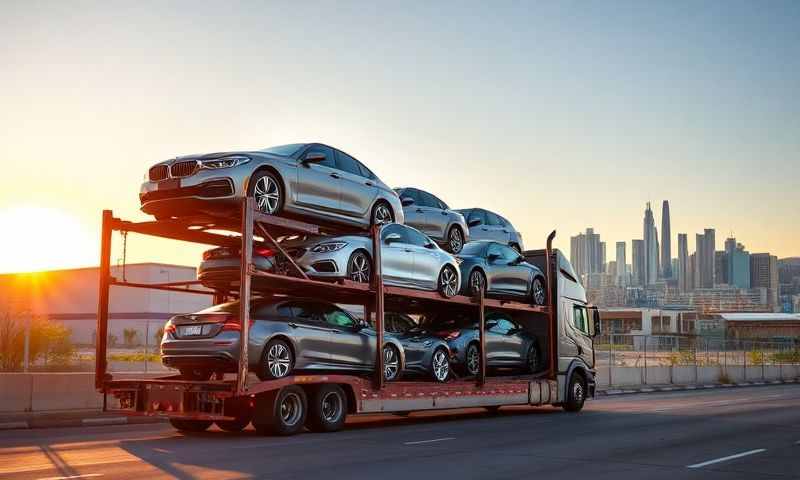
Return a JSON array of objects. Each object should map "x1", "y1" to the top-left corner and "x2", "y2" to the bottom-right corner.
[
  {"x1": 302, "y1": 153, "x2": 326, "y2": 166},
  {"x1": 487, "y1": 253, "x2": 500, "y2": 262},
  {"x1": 401, "y1": 197, "x2": 415, "y2": 207},
  {"x1": 384, "y1": 233, "x2": 402, "y2": 244},
  {"x1": 425, "y1": 242, "x2": 436, "y2": 249},
  {"x1": 468, "y1": 219, "x2": 482, "y2": 227},
  {"x1": 508, "y1": 256, "x2": 523, "y2": 265},
  {"x1": 590, "y1": 307, "x2": 601, "y2": 337}
]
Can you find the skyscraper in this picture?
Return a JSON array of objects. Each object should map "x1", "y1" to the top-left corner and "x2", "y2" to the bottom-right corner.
[
  {"x1": 727, "y1": 239, "x2": 751, "y2": 289},
  {"x1": 570, "y1": 232, "x2": 587, "y2": 280},
  {"x1": 695, "y1": 229, "x2": 716, "y2": 288},
  {"x1": 632, "y1": 239, "x2": 645, "y2": 287},
  {"x1": 570, "y1": 228, "x2": 603, "y2": 281},
  {"x1": 677, "y1": 233, "x2": 689, "y2": 292},
  {"x1": 661, "y1": 200, "x2": 672, "y2": 279},
  {"x1": 615, "y1": 241, "x2": 627, "y2": 286},
  {"x1": 751, "y1": 253, "x2": 779, "y2": 311},
  {"x1": 643, "y1": 202, "x2": 658, "y2": 285}
]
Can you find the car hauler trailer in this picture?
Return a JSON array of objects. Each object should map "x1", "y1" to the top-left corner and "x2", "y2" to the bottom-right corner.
[{"x1": 96, "y1": 198, "x2": 600, "y2": 435}]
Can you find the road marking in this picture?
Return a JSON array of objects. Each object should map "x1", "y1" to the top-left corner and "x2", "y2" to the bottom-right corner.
[
  {"x1": 404, "y1": 437, "x2": 455, "y2": 445},
  {"x1": 687, "y1": 449, "x2": 766, "y2": 469},
  {"x1": 37, "y1": 474, "x2": 104, "y2": 480}
]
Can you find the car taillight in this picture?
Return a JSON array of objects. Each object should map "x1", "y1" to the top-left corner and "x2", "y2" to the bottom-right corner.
[
  {"x1": 164, "y1": 320, "x2": 176, "y2": 334},
  {"x1": 254, "y1": 247, "x2": 274, "y2": 257},
  {"x1": 221, "y1": 319, "x2": 255, "y2": 332},
  {"x1": 437, "y1": 330, "x2": 461, "y2": 341}
]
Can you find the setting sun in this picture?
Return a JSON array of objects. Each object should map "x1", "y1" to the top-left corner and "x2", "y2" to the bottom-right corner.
[{"x1": 0, "y1": 206, "x2": 97, "y2": 274}]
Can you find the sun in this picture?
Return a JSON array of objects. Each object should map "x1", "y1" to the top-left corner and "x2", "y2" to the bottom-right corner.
[{"x1": 0, "y1": 206, "x2": 97, "y2": 274}]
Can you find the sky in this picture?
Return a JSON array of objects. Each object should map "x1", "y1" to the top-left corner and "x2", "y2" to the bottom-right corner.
[{"x1": 1, "y1": 0, "x2": 798, "y2": 273}]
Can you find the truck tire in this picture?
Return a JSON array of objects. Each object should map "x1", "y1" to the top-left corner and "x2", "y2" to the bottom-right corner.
[
  {"x1": 306, "y1": 384, "x2": 348, "y2": 433},
  {"x1": 253, "y1": 385, "x2": 308, "y2": 436},
  {"x1": 562, "y1": 372, "x2": 586, "y2": 412},
  {"x1": 169, "y1": 418, "x2": 213, "y2": 433}
]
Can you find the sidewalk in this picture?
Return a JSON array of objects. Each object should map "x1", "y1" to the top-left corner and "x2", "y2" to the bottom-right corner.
[
  {"x1": 0, "y1": 410, "x2": 166, "y2": 430},
  {"x1": 596, "y1": 377, "x2": 798, "y2": 396}
]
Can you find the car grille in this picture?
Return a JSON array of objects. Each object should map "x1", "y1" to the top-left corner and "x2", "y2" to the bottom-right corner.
[
  {"x1": 139, "y1": 179, "x2": 235, "y2": 204},
  {"x1": 149, "y1": 165, "x2": 169, "y2": 182},
  {"x1": 170, "y1": 160, "x2": 199, "y2": 178}
]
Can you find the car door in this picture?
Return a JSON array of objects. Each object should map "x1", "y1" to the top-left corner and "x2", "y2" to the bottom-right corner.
[
  {"x1": 334, "y1": 149, "x2": 378, "y2": 218},
  {"x1": 277, "y1": 302, "x2": 332, "y2": 367},
  {"x1": 417, "y1": 190, "x2": 448, "y2": 240},
  {"x1": 380, "y1": 224, "x2": 415, "y2": 287},
  {"x1": 466, "y1": 209, "x2": 492, "y2": 241},
  {"x1": 498, "y1": 244, "x2": 530, "y2": 297},
  {"x1": 295, "y1": 145, "x2": 340, "y2": 212},
  {"x1": 387, "y1": 313, "x2": 426, "y2": 368},
  {"x1": 484, "y1": 211, "x2": 509, "y2": 244},
  {"x1": 485, "y1": 242, "x2": 511, "y2": 293},
  {"x1": 398, "y1": 188, "x2": 425, "y2": 231},
  {"x1": 487, "y1": 315, "x2": 524, "y2": 365},
  {"x1": 403, "y1": 225, "x2": 441, "y2": 290},
  {"x1": 320, "y1": 303, "x2": 373, "y2": 369}
]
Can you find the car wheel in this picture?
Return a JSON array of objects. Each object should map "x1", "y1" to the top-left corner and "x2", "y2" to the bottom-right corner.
[
  {"x1": 169, "y1": 418, "x2": 213, "y2": 433},
  {"x1": 526, "y1": 343, "x2": 541, "y2": 373},
  {"x1": 563, "y1": 372, "x2": 587, "y2": 412},
  {"x1": 382, "y1": 344, "x2": 402, "y2": 382},
  {"x1": 307, "y1": 384, "x2": 348, "y2": 433},
  {"x1": 468, "y1": 269, "x2": 486, "y2": 297},
  {"x1": 531, "y1": 276, "x2": 546, "y2": 306},
  {"x1": 371, "y1": 201, "x2": 394, "y2": 226},
  {"x1": 431, "y1": 347, "x2": 450, "y2": 382},
  {"x1": 253, "y1": 385, "x2": 308, "y2": 436},
  {"x1": 446, "y1": 226, "x2": 464, "y2": 254},
  {"x1": 249, "y1": 170, "x2": 283, "y2": 215},
  {"x1": 179, "y1": 368, "x2": 212, "y2": 381},
  {"x1": 258, "y1": 338, "x2": 294, "y2": 381},
  {"x1": 437, "y1": 265, "x2": 459, "y2": 298},
  {"x1": 346, "y1": 250, "x2": 372, "y2": 283},
  {"x1": 465, "y1": 342, "x2": 481, "y2": 376}
]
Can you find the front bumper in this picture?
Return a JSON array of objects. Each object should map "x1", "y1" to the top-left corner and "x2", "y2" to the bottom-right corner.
[{"x1": 140, "y1": 163, "x2": 247, "y2": 216}]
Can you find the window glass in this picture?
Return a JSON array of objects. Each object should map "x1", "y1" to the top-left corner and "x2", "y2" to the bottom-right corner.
[
  {"x1": 284, "y1": 302, "x2": 323, "y2": 323},
  {"x1": 335, "y1": 150, "x2": 363, "y2": 176},
  {"x1": 403, "y1": 225, "x2": 431, "y2": 247},
  {"x1": 417, "y1": 190, "x2": 440, "y2": 209},
  {"x1": 381, "y1": 223, "x2": 410, "y2": 244},
  {"x1": 320, "y1": 304, "x2": 356, "y2": 328},
  {"x1": 386, "y1": 313, "x2": 416, "y2": 334},
  {"x1": 357, "y1": 161, "x2": 376, "y2": 180},
  {"x1": 498, "y1": 245, "x2": 519, "y2": 262},
  {"x1": 276, "y1": 303, "x2": 294, "y2": 317},
  {"x1": 573, "y1": 306, "x2": 588, "y2": 333},
  {"x1": 460, "y1": 242, "x2": 487, "y2": 256},
  {"x1": 397, "y1": 188, "x2": 419, "y2": 205},
  {"x1": 469, "y1": 209, "x2": 487, "y2": 225},
  {"x1": 430, "y1": 192, "x2": 448, "y2": 210},
  {"x1": 302, "y1": 145, "x2": 336, "y2": 168},
  {"x1": 487, "y1": 243, "x2": 504, "y2": 260},
  {"x1": 498, "y1": 215, "x2": 511, "y2": 227},
  {"x1": 261, "y1": 143, "x2": 306, "y2": 157},
  {"x1": 485, "y1": 211, "x2": 502, "y2": 226}
]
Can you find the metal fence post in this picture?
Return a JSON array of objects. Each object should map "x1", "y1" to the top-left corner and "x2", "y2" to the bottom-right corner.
[{"x1": 643, "y1": 335, "x2": 647, "y2": 385}]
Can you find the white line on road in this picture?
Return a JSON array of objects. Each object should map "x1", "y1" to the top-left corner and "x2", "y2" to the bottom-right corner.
[
  {"x1": 404, "y1": 437, "x2": 455, "y2": 445},
  {"x1": 36, "y1": 474, "x2": 104, "y2": 480},
  {"x1": 687, "y1": 449, "x2": 766, "y2": 469}
]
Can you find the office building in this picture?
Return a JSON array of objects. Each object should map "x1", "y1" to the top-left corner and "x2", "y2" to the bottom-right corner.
[
  {"x1": 632, "y1": 239, "x2": 645, "y2": 287},
  {"x1": 751, "y1": 253, "x2": 779, "y2": 311},
  {"x1": 677, "y1": 233, "x2": 689, "y2": 293},
  {"x1": 728, "y1": 241, "x2": 751, "y2": 289},
  {"x1": 715, "y1": 251, "x2": 728, "y2": 285},
  {"x1": 570, "y1": 228, "x2": 604, "y2": 281},
  {"x1": 661, "y1": 200, "x2": 672, "y2": 279},
  {"x1": 695, "y1": 229, "x2": 716, "y2": 289},
  {"x1": 615, "y1": 241, "x2": 627, "y2": 286},
  {"x1": 643, "y1": 202, "x2": 658, "y2": 285}
]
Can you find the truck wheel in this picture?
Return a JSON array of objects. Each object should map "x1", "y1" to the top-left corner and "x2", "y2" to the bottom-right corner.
[
  {"x1": 465, "y1": 343, "x2": 481, "y2": 376},
  {"x1": 253, "y1": 385, "x2": 308, "y2": 436},
  {"x1": 306, "y1": 384, "x2": 348, "y2": 433},
  {"x1": 563, "y1": 373, "x2": 586, "y2": 412},
  {"x1": 169, "y1": 418, "x2": 213, "y2": 432}
]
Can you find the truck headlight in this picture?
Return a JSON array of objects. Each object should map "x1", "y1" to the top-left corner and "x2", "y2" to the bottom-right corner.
[
  {"x1": 312, "y1": 242, "x2": 348, "y2": 253},
  {"x1": 200, "y1": 156, "x2": 250, "y2": 169}
]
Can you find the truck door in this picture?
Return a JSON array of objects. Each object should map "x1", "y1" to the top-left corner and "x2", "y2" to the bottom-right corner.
[{"x1": 567, "y1": 303, "x2": 595, "y2": 368}]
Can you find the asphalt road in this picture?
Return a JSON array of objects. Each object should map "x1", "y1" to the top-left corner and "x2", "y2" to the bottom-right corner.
[{"x1": 1, "y1": 384, "x2": 798, "y2": 480}]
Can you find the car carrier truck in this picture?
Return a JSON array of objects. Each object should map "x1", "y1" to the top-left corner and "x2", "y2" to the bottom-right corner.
[{"x1": 96, "y1": 199, "x2": 600, "y2": 435}]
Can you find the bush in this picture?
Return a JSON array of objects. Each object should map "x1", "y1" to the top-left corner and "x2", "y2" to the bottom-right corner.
[
  {"x1": 771, "y1": 350, "x2": 800, "y2": 364},
  {"x1": 0, "y1": 309, "x2": 74, "y2": 371}
]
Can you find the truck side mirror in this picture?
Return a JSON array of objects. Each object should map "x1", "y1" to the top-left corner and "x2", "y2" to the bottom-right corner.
[{"x1": 590, "y1": 308, "x2": 601, "y2": 337}]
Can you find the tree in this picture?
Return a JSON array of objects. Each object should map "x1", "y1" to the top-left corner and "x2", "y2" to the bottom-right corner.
[
  {"x1": 122, "y1": 328, "x2": 139, "y2": 347},
  {"x1": 0, "y1": 309, "x2": 74, "y2": 371}
]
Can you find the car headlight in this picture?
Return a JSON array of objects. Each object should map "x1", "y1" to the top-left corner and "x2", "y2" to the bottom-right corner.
[
  {"x1": 312, "y1": 242, "x2": 348, "y2": 253},
  {"x1": 200, "y1": 156, "x2": 251, "y2": 169}
]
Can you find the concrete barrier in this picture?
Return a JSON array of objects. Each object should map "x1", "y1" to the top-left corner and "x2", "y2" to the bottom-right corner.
[
  {"x1": 0, "y1": 375, "x2": 33, "y2": 413},
  {"x1": 643, "y1": 366, "x2": 671, "y2": 385},
  {"x1": 697, "y1": 366, "x2": 722, "y2": 384}
]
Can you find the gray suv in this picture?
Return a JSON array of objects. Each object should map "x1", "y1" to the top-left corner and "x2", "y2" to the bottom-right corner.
[
  {"x1": 456, "y1": 208, "x2": 524, "y2": 252},
  {"x1": 394, "y1": 187, "x2": 469, "y2": 254}
]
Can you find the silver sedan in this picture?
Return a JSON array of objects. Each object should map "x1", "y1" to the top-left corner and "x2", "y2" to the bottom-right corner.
[
  {"x1": 394, "y1": 187, "x2": 469, "y2": 254},
  {"x1": 287, "y1": 223, "x2": 461, "y2": 298},
  {"x1": 140, "y1": 143, "x2": 404, "y2": 228}
]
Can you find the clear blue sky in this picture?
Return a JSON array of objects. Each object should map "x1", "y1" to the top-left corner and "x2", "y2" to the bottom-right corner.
[{"x1": 1, "y1": 1, "x2": 798, "y2": 272}]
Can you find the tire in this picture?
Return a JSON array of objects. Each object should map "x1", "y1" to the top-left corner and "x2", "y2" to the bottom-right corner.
[
  {"x1": 249, "y1": 170, "x2": 284, "y2": 215},
  {"x1": 258, "y1": 338, "x2": 294, "y2": 381},
  {"x1": 346, "y1": 250, "x2": 372, "y2": 283},
  {"x1": 306, "y1": 384, "x2": 348, "y2": 433},
  {"x1": 563, "y1": 373, "x2": 587, "y2": 412},
  {"x1": 437, "y1": 265, "x2": 459, "y2": 298},
  {"x1": 371, "y1": 201, "x2": 394, "y2": 226},
  {"x1": 216, "y1": 416, "x2": 251, "y2": 433},
  {"x1": 531, "y1": 275, "x2": 546, "y2": 306},
  {"x1": 446, "y1": 226, "x2": 464, "y2": 254},
  {"x1": 465, "y1": 342, "x2": 481, "y2": 376},
  {"x1": 169, "y1": 418, "x2": 213, "y2": 433},
  {"x1": 430, "y1": 347, "x2": 450, "y2": 382},
  {"x1": 253, "y1": 386, "x2": 308, "y2": 436},
  {"x1": 468, "y1": 269, "x2": 486, "y2": 297},
  {"x1": 382, "y1": 344, "x2": 402, "y2": 382},
  {"x1": 179, "y1": 368, "x2": 212, "y2": 381},
  {"x1": 526, "y1": 343, "x2": 541, "y2": 374}
]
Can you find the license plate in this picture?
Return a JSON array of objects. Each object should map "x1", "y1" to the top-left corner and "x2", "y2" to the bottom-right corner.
[
  {"x1": 179, "y1": 325, "x2": 203, "y2": 336},
  {"x1": 157, "y1": 178, "x2": 181, "y2": 190}
]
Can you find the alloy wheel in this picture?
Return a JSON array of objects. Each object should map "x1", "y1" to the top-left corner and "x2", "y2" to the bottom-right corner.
[
  {"x1": 439, "y1": 266, "x2": 459, "y2": 298},
  {"x1": 254, "y1": 175, "x2": 281, "y2": 214},
  {"x1": 532, "y1": 277, "x2": 546, "y2": 305},
  {"x1": 267, "y1": 342, "x2": 292, "y2": 378},
  {"x1": 383, "y1": 345, "x2": 400, "y2": 381},
  {"x1": 374, "y1": 204, "x2": 393, "y2": 225},
  {"x1": 470, "y1": 270, "x2": 485, "y2": 296},
  {"x1": 448, "y1": 228, "x2": 463, "y2": 253},
  {"x1": 349, "y1": 252, "x2": 371, "y2": 283},
  {"x1": 432, "y1": 349, "x2": 449, "y2": 382},
  {"x1": 467, "y1": 344, "x2": 480, "y2": 376},
  {"x1": 528, "y1": 345, "x2": 539, "y2": 372},
  {"x1": 320, "y1": 391, "x2": 343, "y2": 423}
]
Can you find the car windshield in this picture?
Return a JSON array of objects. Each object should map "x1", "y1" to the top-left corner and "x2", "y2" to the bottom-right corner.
[
  {"x1": 260, "y1": 143, "x2": 306, "y2": 157},
  {"x1": 459, "y1": 242, "x2": 487, "y2": 256}
]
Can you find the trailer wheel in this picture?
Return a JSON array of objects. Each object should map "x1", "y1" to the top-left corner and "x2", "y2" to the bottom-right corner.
[
  {"x1": 169, "y1": 418, "x2": 213, "y2": 433},
  {"x1": 306, "y1": 384, "x2": 348, "y2": 433},
  {"x1": 563, "y1": 372, "x2": 586, "y2": 412},
  {"x1": 253, "y1": 386, "x2": 308, "y2": 436}
]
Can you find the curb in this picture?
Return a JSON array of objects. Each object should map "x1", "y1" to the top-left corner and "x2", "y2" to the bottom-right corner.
[
  {"x1": 597, "y1": 378, "x2": 800, "y2": 396},
  {"x1": 0, "y1": 415, "x2": 165, "y2": 431}
]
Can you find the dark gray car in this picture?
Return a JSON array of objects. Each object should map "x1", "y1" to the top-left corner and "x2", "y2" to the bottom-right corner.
[
  {"x1": 140, "y1": 143, "x2": 404, "y2": 228},
  {"x1": 160, "y1": 298, "x2": 407, "y2": 382},
  {"x1": 382, "y1": 312, "x2": 451, "y2": 382},
  {"x1": 419, "y1": 310, "x2": 541, "y2": 376},
  {"x1": 457, "y1": 241, "x2": 547, "y2": 305},
  {"x1": 455, "y1": 208, "x2": 524, "y2": 252},
  {"x1": 395, "y1": 187, "x2": 469, "y2": 254}
]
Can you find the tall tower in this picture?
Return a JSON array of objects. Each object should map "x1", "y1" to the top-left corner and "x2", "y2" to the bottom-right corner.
[
  {"x1": 661, "y1": 201, "x2": 672, "y2": 279},
  {"x1": 643, "y1": 202, "x2": 658, "y2": 285},
  {"x1": 616, "y1": 241, "x2": 627, "y2": 285},
  {"x1": 632, "y1": 239, "x2": 645, "y2": 287},
  {"x1": 677, "y1": 233, "x2": 689, "y2": 292}
]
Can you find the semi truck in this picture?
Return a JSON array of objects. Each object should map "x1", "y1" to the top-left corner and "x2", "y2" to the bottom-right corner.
[{"x1": 96, "y1": 199, "x2": 600, "y2": 435}]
